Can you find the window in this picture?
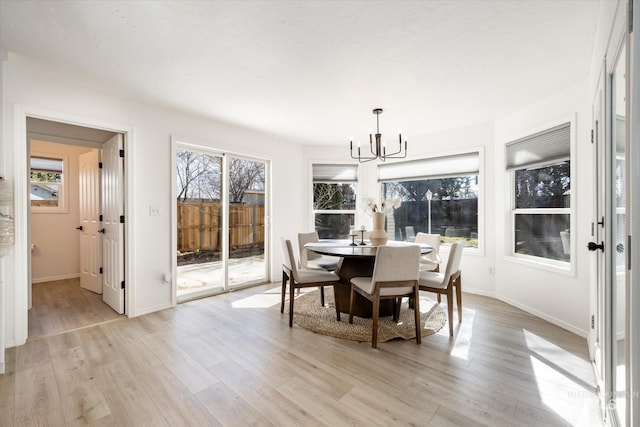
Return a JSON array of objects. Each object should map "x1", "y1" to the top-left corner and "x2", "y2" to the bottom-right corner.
[
  {"x1": 312, "y1": 164, "x2": 357, "y2": 239},
  {"x1": 507, "y1": 122, "x2": 571, "y2": 263},
  {"x1": 30, "y1": 155, "x2": 67, "y2": 213},
  {"x1": 378, "y1": 152, "x2": 480, "y2": 248}
]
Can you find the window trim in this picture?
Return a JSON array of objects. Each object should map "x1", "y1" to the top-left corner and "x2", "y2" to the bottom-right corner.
[
  {"x1": 506, "y1": 114, "x2": 576, "y2": 274},
  {"x1": 309, "y1": 161, "x2": 359, "y2": 237},
  {"x1": 30, "y1": 153, "x2": 69, "y2": 214}
]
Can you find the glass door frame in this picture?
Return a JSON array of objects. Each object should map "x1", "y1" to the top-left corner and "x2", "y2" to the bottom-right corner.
[
  {"x1": 171, "y1": 139, "x2": 270, "y2": 304},
  {"x1": 602, "y1": 26, "x2": 630, "y2": 427}
]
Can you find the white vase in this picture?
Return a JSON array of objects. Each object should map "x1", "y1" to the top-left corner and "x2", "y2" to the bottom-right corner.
[{"x1": 369, "y1": 212, "x2": 388, "y2": 246}]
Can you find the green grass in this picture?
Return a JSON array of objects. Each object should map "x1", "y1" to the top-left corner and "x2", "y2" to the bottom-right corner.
[{"x1": 441, "y1": 236, "x2": 478, "y2": 248}]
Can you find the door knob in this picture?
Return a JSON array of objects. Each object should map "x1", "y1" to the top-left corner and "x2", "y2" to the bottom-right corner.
[
  {"x1": 587, "y1": 241, "x2": 604, "y2": 251},
  {"x1": 76, "y1": 226, "x2": 84, "y2": 231},
  {"x1": 98, "y1": 228, "x2": 106, "y2": 234}
]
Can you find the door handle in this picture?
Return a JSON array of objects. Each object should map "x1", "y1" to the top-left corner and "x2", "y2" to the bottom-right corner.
[
  {"x1": 98, "y1": 229, "x2": 106, "y2": 234},
  {"x1": 587, "y1": 241, "x2": 604, "y2": 251},
  {"x1": 76, "y1": 226, "x2": 84, "y2": 231}
]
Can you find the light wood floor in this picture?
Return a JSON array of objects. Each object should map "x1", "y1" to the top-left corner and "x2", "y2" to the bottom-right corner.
[
  {"x1": 28, "y1": 279, "x2": 122, "y2": 340},
  {"x1": 1, "y1": 283, "x2": 603, "y2": 426}
]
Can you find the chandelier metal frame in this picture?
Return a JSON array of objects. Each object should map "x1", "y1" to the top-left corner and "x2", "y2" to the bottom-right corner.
[{"x1": 349, "y1": 108, "x2": 407, "y2": 163}]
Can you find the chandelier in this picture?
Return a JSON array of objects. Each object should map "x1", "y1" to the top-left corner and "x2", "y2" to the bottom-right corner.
[{"x1": 349, "y1": 108, "x2": 407, "y2": 163}]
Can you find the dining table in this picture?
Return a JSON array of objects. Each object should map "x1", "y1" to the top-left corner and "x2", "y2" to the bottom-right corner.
[{"x1": 305, "y1": 239, "x2": 433, "y2": 318}]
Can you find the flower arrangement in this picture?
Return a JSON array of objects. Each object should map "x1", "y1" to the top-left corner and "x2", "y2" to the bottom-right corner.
[{"x1": 362, "y1": 196, "x2": 401, "y2": 215}]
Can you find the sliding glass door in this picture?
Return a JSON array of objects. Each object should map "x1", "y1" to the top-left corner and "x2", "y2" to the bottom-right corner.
[
  {"x1": 226, "y1": 155, "x2": 267, "y2": 289},
  {"x1": 176, "y1": 146, "x2": 268, "y2": 301}
]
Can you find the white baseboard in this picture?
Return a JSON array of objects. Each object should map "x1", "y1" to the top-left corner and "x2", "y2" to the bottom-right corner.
[
  {"x1": 495, "y1": 292, "x2": 587, "y2": 338},
  {"x1": 131, "y1": 302, "x2": 173, "y2": 318},
  {"x1": 463, "y1": 287, "x2": 587, "y2": 338},
  {"x1": 461, "y1": 287, "x2": 495, "y2": 298},
  {"x1": 32, "y1": 273, "x2": 80, "y2": 284}
]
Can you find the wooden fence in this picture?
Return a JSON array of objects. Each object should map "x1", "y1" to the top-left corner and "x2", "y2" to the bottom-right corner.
[{"x1": 177, "y1": 202, "x2": 265, "y2": 252}]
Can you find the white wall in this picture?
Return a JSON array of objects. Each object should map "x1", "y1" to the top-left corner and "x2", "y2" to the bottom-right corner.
[
  {"x1": 494, "y1": 79, "x2": 591, "y2": 336},
  {"x1": 1, "y1": 53, "x2": 305, "y2": 347},
  {"x1": 30, "y1": 140, "x2": 93, "y2": 283}
]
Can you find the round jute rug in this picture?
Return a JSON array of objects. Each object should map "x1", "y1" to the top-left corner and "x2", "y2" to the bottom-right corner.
[{"x1": 292, "y1": 290, "x2": 447, "y2": 343}]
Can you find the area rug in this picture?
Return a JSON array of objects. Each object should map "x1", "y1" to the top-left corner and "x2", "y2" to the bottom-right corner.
[{"x1": 291, "y1": 290, "x2": 447, "y2": 343}]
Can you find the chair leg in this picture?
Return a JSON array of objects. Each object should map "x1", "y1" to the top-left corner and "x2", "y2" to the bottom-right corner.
[
  {"x1": 281, "y1": 271, "x2": 287, "y2": 313},
  {"x1": 320, "y1": 286, "x2": 325, "y2": 307},
  {"x1": 289, "y1": 280, "x2": 296, "y2": 327},
  {"x1": 437, "y1": 294, "x2": 442, "y2": 303},
  {"x1": 348, "y1": 287, "x2": 356, "y2": 324},
  {"x1": 371, "y1": 296, "x2": 380, "y2": 348},
  {"x1": 393, "y1": 297, "x2": 402, "y2": 323},
  {"x1": 455, "y1": 275, "x2": 462, "y2": 323},
  {"x1": 334, "y1": 286, "x2": 341, "y2": 322},
  {"x1": 446, "y1": 285, "x2": 454, "y2": 336},
  {"x1": 413, "y1": 287, "x2": 421, "y2": 344}
]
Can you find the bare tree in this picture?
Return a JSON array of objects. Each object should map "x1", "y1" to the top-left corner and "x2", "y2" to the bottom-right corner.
[
  {"x1": 313, "y1": 183, "x2": 341, "y2": 210},
  {"x1": 176, "y1": 150, "x2": 221, "y2": 201},
  {"x1": 228, "y1": 159, "x2": 265, "y2": 203}
]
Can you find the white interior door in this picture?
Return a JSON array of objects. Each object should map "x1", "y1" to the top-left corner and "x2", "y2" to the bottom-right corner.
[
  {"x1": 591, "y1": 64, "x2": 607, "y2": 399},
  {"x1": 79, "y1": 150, "x2": 102, "y2": 293},
  {"x1": 102, "y1": 134, "x2": 125, "y2": 314}
]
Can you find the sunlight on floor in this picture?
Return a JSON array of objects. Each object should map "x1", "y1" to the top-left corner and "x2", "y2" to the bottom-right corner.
[
  {"x1": 525, "y1": 329, "x2": 600, "y2": 425},
  {"x1": 231, "y1": 287, "x2": 282, "y2": 309},
  {"x1": 449, "y1": 308, "x2": 475, "y2": 361}
]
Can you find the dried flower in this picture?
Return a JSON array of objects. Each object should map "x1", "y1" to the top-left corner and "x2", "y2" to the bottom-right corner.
[{"x1": 362, "y1": 196, "x2": 401, "y2": 215}]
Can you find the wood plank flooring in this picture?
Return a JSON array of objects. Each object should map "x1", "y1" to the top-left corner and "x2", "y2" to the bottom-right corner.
[
  {"x1": 2, "y1": 283, "x2": 603, "y2": 426},
  {"x1": 28, "y1": 279, "x2": 122, "y2": 340}
]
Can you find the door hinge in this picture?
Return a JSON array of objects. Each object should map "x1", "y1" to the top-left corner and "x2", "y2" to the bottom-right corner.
[
  {"x1": 590, "y1": 129, "x2": 594, "y2": 143},
  {"x1": 99, "y1": 214, "x2": 103, "y2": 222},
  {"x1": 119, "y1": 215, "x2": 125, "y2": 224},
  {"x1": 99, "y1": 162, "x2": 103, "y2": 169},
  {"x1": 591, "y1": 315, "x2": 595, "y2": 329},
  {"x1": 99, "y1": 267, "x2": 103, "y2": 274},
  {"x1": 119, "y1": 149, "x2": 125, "y2": 158},
  {"x1": 121, "y1": 281, "x2": 125, "y2": 289},
  {"x1": 628, "y1": 235, "x2": 632, "y2": 271}
]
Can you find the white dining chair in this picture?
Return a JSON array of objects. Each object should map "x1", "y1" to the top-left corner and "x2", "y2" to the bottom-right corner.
[
  {"x1": 349, "y1": 245, "x2": 421, "y2": 348},
  {"x1": 280, "y1": 238, "x2": 341, "y2": 327},
  {"x1": 297, "y1": 231, "x2": 340, "y2": 271},
  {"x1": 297, "y1": 231, "x2": 340, "y2": 306},
  {"x1": 415, "y1": 232, "x2": 442, "y2": 272},
  {"x1": 418, "y1": 241, "x2": 464, "y2": 336}
]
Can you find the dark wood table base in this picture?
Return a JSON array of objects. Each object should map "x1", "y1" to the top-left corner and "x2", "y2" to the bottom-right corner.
[{"x1": 333, "y1": 256, "x2": 394, "y2": 318}]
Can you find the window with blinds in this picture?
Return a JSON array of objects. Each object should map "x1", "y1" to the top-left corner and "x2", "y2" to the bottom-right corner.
[
  {"x1": 312, "y1": 163, "x2": 358, "y2": 239},
  {"x1": 508, "y1": 121, "x2": 572, "y2": 264},
  {"x1": 30, "y1": 154, "x2": 66, "y2": 212},
  {"x1": 378, "y1": 151, "x2": 480, "y2": 247}
]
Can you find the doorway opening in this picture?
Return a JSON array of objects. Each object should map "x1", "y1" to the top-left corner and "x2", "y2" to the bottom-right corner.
[{"x1": 26, "y1": 117, "x2": 127, "y2": 339}]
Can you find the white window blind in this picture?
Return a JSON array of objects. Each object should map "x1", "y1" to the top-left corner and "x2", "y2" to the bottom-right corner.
[
  {"x1": 31, "y1": 157, "x2": 63, "y2": 173},
  {"x1": 378, "y1": 152, "x2": 479, "y2": 182},
  {"x1": 506, "y1": 122, "x2": 570, "y2": 170},
  {"x1": 312, "y1": 164, "x2": 358, "y2": 182}
]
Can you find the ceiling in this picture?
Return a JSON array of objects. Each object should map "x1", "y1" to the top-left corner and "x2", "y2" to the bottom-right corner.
[
  {"x1": 27, "y1": 117, "x2": 117, "y2": 147},
  {"x1": 1, "y1": 1, "x2": 601, "y2": 146}
]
